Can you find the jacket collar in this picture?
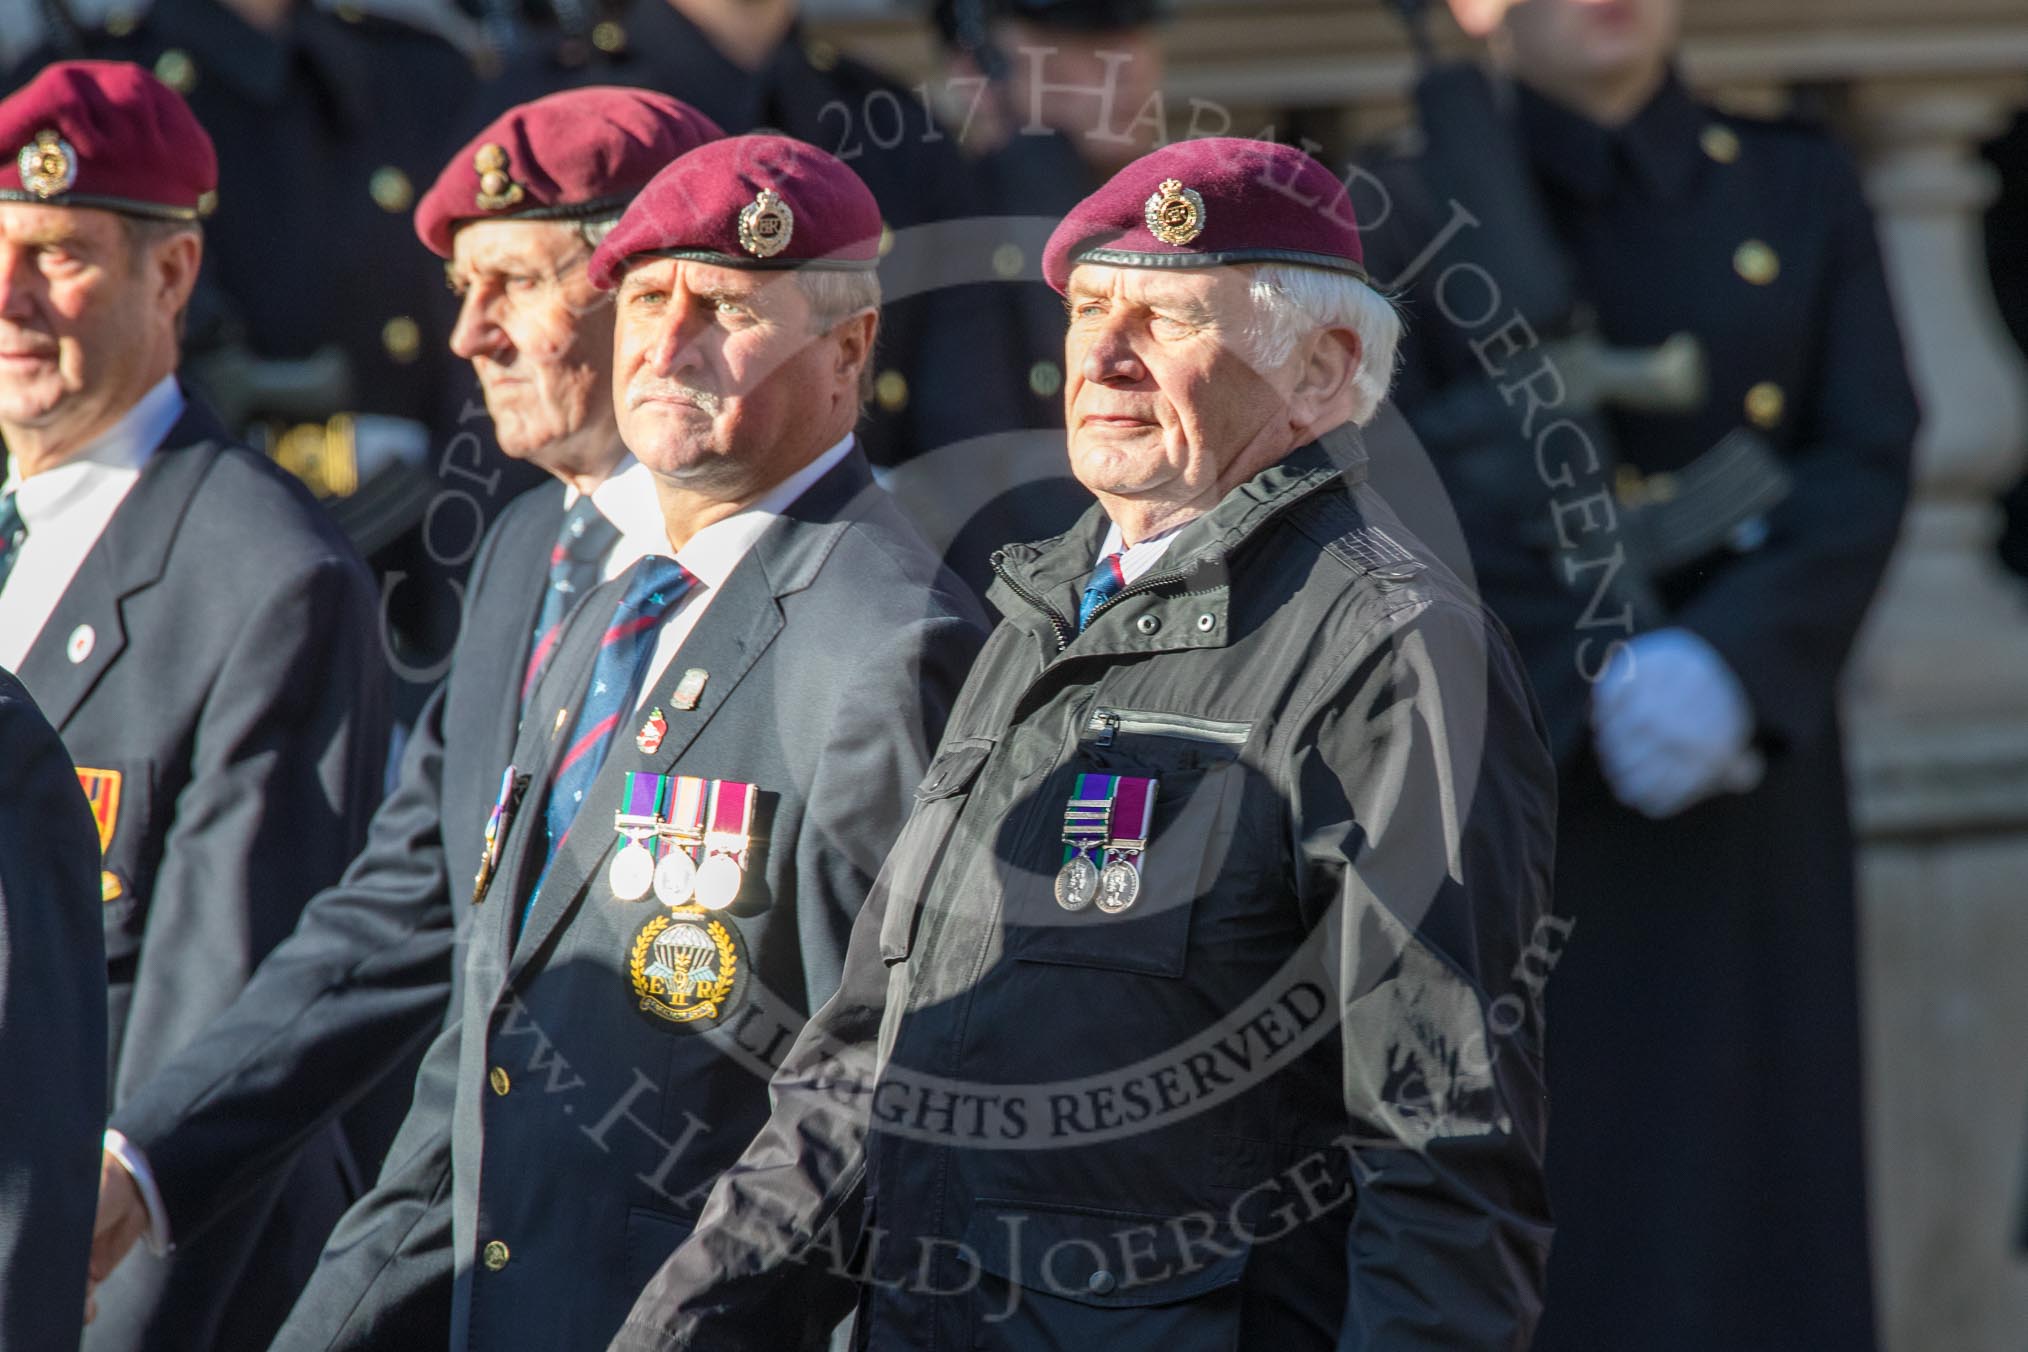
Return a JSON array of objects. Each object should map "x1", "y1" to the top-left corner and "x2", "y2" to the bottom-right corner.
[
  {"x1": 986, "y1": 429, "x2": 1367, "y2": 640},
  {"x1": 1516, "y1": 67, "x2": 1707, "y2": 203},
  {"x1": 15, "y1": 402, "x2": 232, "y2": 729}
]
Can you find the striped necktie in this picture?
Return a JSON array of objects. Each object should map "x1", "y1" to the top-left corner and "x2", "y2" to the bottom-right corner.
[
  {"x1": 0, "y1": 492, "x2": 26, "y2": 594},
  {"x1": 522, "y1": 495, "x2": 620, "y2": 707},
  {"x1": 1078, "y1": 551, "x2": 1128, "y2": 630},
  {"x1": 538, "y1": 555, "x2": 696, "y2": 874}
]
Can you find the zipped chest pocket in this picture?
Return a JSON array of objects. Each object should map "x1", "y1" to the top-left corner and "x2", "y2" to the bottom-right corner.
[{"x1": 1006, "y1": 707, "x2": 1259, "y2": 980}]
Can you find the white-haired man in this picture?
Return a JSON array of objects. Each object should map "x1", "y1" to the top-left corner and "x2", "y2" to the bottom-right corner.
[{"x1": 614, "y1": 136, "x2": 1559, "y2": 1352}]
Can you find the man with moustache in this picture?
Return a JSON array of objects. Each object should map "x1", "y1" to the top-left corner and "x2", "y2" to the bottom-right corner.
[
  {"x1": 616, "y1": 137, "x2": 1557, "y2": 1352},
  {"x1": 85, "y1": 87, "x2": 722, "y2": 1343},
  {"x1": 270, "y1": 133, "x2": 986, "y2": 1352},
  {"x1": 0, "y1": 61, "x2": 386, "y2": 1352},
  {"x1": 1362, "y1": 1, "x2": 1917, "y2": 1346}
]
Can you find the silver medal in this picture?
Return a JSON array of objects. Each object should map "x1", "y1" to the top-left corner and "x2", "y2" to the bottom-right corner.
[
  {"x1": 608, "y1": 839, "x2": 656, "y2": 901},
  {"x1": 653, "y1": 848, "x2": 698, "y2": 907},
  {"x1": 694, "y1": 854, "x2": 744, "y2": 911},
  {"x1": 1055, "y1": 854, "x2": 1099, "y2": 911},
  {"x1": 1096, "y1": 857, "x2": 1142, "y2": 914}
]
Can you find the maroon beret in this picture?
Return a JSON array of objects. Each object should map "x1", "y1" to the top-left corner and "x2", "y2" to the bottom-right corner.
[
  {"x1": 415, "y1": 87, "x2": 724, "y2": 257},
  {"x1": 0, "y1": 60, "x2": 216, "y2": 221},
  {"x1": 1043, "y1": 136, "x2": 1366, "y2": 293},
  {"x1": 588, "y1": 134, "x2": 882, "y2": 290}
]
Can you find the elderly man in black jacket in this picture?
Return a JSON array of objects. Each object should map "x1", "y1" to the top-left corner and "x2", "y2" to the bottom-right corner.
[{"x1": 615, "y1": 135, "x2": 1558, "y2": 1352}]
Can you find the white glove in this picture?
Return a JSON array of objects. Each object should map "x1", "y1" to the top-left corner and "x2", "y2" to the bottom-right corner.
[{"x1": 1590, "y1": 628, "x2": 1763, "y2": 819}]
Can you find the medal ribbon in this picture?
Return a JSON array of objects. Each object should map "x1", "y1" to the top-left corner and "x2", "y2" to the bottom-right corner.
[
  {"x1": 1061, "y1": 772, "x2": 1117, "y2": 865},
  {"x1": 705, "y1": 779, "x2": 755, "y2": 859},
  {"x1": 619, "y1": 771, "x2": 670, "y2": 859},
  {"x1": 1107, "y1": 776, "x2": 1157, "y2": 858}
]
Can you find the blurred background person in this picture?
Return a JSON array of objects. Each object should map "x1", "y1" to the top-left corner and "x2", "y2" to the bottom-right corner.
[
  {"x1": 6, "y1": 0, "x2": 487, "y2": 728},
  {"x1": 469, "y1": 0, "x2": 1024, "y2": 485},
  {"x1": 1361, "y1": 0, "x2": 1918, "y2": 1347},
  {"x1": 0, "y1": 60, "x2": 387, "y2": 1352},
  {"x1": 0, "y1": 670, "x2": 106, "y2": 1352}
]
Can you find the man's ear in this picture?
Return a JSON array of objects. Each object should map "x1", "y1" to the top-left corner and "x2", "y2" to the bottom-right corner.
[
  {"x1": 833, "y1": 309, "x2": 878, "y2": 393},
  {"x1": 1287, "y1": 325, "x2": 1360, "y2": 430},
  {"x1": 151, "y1": 230, "x2": 202, "y2": 321}
]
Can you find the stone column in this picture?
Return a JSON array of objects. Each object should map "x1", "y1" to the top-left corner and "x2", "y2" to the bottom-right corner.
[{"x1": 1842, "y1": 76, "x2": 2028, "y2": 1352}]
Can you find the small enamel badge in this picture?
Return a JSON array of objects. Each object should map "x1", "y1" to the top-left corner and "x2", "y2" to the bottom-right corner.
[
  {"x1": 671, "y1": 667, "x2": 708, "y2": 711},
  {"x1": 18, "y1": 129, "x2": 77, "y2": 199},
  {"x1": 1144, "y1": 177, "x2": 1205, "y2": 246},
  {"x1": 636, "y1": 707, "x2": 668, "y2": 754},
  {"x1": 737, "y1": 187, "x2": 793, "y2": 259},
  {"x1": 66, "y1": 624, "x2": 94, "y2": 664},
  {"x1": 629, "y1": 907, "x2": 748, "y2": 1030},
  {"x1": 473, "y1": 143, "x2": 525, "y2": 212}
]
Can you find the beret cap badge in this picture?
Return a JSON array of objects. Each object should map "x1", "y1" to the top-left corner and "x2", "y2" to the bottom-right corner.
[
  {"x1": 1144, "y1": 176, "x2": 1204, "y2": 246},
  {"x1": 472, "y1": 142, "x2": 525, "y2": 212},
  {"x1": 18, "y1": 129, "x2": 78, "y2": 199},
  {"x1": 736, "y1": 187, "x2": 793, "y2": 259}
]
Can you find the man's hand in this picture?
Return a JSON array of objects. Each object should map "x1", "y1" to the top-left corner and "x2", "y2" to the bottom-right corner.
[
  {"x1": 1591, "y1": 628, "x2": 1762, "y2": 819},
  {"x1": 86, "y1": 1147, "x2": 149, "y2": 1322}
]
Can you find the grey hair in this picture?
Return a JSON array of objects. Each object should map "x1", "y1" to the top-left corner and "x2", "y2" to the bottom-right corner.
[
  {"x1": 1243, "y1": 264, "x2": 1401, "y2": 426},
  {"x1": 793, "y1": 268, "x2": 883, "y2": 408},
  {"x1": 119, "y1": 216, "x2": 203, "y2": 338},
  {"x1": 574, "y1": 214, "x2": 622, "y2": 252}
]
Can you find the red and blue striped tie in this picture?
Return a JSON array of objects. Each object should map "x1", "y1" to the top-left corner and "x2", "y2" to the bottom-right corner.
[
  {"x1": 1078, "y1": 551, "x2": 1128, "y2": 630},
  {"x1": 537, "y1": 555, "x2": 696, "y2": 878}
]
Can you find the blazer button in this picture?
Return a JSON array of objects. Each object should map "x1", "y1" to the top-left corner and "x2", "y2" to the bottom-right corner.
[
  {"x1": 489, "y1": 1066, "x2": 511, "y2": 1096},
  {"x1": 1135, "y1": 614, "x2": 1160, "y2": 635},
  {"x1": 1087, "y1": 1269, "x2": 1117, "y2": 1295},
  {"x1": 482, "y1": 1240, "x2": 510, "y2": 1271}
]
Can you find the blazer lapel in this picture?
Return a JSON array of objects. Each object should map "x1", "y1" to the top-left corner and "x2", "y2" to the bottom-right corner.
[
  {"x1": 485, "y1": 484, "x2": 566, "y2": 753},
  {"x1": 17, "y1": 413, "x2": 223, "y2": 730},
  {"x1": 508, "y1": 555, "x2": 787, "y2": 979},
  {"x1": 504, "y1": 449, "x2": 876, "y2": 978}
]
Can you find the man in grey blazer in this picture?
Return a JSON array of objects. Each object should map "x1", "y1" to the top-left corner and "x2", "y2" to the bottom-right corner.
[
  {"x1": 0, "y1": 670, "x2": 106, "y2": 1352},
  {"x1": 0, "y1": 61, "x2": 388, "y2": 1351},
  {"x1": 85, "y1": 87, "x2": 724, "y2": 1339},
  {"x1": 269, "y1": 132, "x2": 988, "y2": 1352}
]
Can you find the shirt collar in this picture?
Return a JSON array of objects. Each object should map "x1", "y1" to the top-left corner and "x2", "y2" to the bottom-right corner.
[
  {"x1": 1096, "y1": 518, "x2": 1185, "y2": 586},
  {"x1": 674, "y1": 432, "x2": 857, "y2": 591},
  {"x1": 1517, "y1": 67, "x2": 1707, "y2": 202},
  {"x1": 4, "y1": 375, "x2": 184, "y2": 523}
]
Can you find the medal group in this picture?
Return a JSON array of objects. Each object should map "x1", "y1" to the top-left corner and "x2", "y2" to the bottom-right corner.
[{"x1": 1055, "y1": 772, "x2": 1158, "y2": 914}]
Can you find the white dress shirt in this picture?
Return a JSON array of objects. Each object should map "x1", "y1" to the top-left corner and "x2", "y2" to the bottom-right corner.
[
  {"x1": 0, "y1": 375, "x2": 184, "y2": 669},
  {"x1": 1095, "y1": 518, "x2": 1183, "y2": 586}
]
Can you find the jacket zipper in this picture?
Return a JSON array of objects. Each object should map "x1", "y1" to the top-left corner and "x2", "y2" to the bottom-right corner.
[{"x1": 1084, "y1": 707, "x2": 1253, "y2": 747}]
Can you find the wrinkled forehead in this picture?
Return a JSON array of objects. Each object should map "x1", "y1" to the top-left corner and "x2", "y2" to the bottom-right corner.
[
  {"x1": 614, "y1": 254, "x2": 811, "y2": 311},
  {"x1": 449, "y1": 216, "x2": 586, "y2": 274},
  {"x1": 1064, "y1": 260, "x2": 1253, "y2": 314},
  {"x1": 0, "y1": 199, "x2": 127, "y2": 248}
]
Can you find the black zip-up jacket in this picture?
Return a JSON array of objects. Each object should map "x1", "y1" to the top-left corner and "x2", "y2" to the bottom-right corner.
[{"x1": 615, "y1": 433, "x2": 1559, "y2": 1352}]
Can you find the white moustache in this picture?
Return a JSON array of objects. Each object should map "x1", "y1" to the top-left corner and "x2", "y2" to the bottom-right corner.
[{"x1": 626, "y1": 378, "x2": 721, "y2": 415}]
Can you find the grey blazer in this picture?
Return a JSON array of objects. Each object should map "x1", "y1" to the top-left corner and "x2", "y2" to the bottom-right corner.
[{"x1": 270, "y1": 448, "x2": 986, "y2": 1352}]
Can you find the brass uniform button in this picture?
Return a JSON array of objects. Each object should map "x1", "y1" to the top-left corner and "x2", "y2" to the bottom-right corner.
[
  {"x1": 1744, "y1": 381, "x2": 1786, "y2": 428},
  {"x1": 1028, "y1": 360, "x2": 1063, "y2": 399},
  {"x1": 991, "y1": 243, "x2": 1024, "y2": 279},
  {"x1": 382, "y1": 316, "x2": 421, "y2": 363},
  {"x1": 805, "y1": 39, "x2": 839, "y2": 72},
  {"x1": 591, "y1": 20, "x2": 626, "y2": 53},
  {"x1": 482, "y1": 1240, "x2": 510, "y2": 1271},
  {"x1": 1733, "y1": 240, "x2": 1779, "y2": 286},
  {"x1": 370, "y1": 167, "x2": 413, "y2": 214},
  {"x1": 153, "y1": 49, "x2": 197, "y2": 95},
  {"x1": 1700, "y1": 124, "x2": 1740, "y2": 164},
  {"x1": 877, "y1": 222, "x2": 895, "y2": 259},
  {"x1": 875, "y1": 370, "x2": 908, "y2": 413},
  {"x1": 488, "y1": 1066, "x2": 511, "y2": 1096}
]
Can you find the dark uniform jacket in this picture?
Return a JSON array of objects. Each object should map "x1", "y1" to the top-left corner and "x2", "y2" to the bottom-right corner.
[
  {"x1": 476, "y1": 2, "x2": 1023, "y2": 475},
  {"x1": 7, "y1": 404, "x2": 388, "y2": 1352},
  {"x1": 616, "y1": 436, "x2": 1559, "y2": 1352},
  {"x1": 104, "y1": 482, "x2": 565, "y2": 1268},
  {"x1": 0, "y1": 669, "x2": 107, "y2": 1352},
  {"x1": 1361, "y1": 74, "x2": 1918, "y2": 1352},
  {"x1": 271, "y1": 449, "x2": 987, "y2": 1352}
]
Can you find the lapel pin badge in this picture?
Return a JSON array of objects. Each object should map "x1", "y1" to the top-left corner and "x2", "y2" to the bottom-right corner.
[
  {"x1": 66, "y1": 624, "x2": 95, "y2": 664},
  {"x1": 671, "y1": 667, "x2": 708, "y2": 711}
]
